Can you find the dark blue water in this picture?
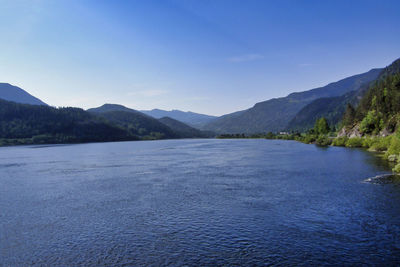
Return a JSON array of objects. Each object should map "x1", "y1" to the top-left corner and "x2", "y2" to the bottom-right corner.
[{"x1": 1, "y1": 139, "x2": 400, "y2": 266}]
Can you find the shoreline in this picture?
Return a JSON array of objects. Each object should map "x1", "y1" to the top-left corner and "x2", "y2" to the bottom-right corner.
[{"x1": 218, "y1": 134, "x2": 400, "y2": 173}]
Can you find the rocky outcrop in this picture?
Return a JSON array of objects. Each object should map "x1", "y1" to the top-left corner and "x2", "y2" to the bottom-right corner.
[
  {"x1": 337, "y1": 125, "x2": 362, "y2": 138},
  {"x1": 388, "y1": 154, "x2": 398, "y2": 162},
  {"x1": 337, "y1": 125, "x2": 394, "y2": 138},
  {"x1": 337, "y1": 127, "x2": 347, "y2": 137},
  {"x1": 379, "y1": 128, "x2": 391, "y2": 137}
]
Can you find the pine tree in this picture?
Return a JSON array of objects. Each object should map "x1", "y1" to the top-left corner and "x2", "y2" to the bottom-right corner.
[{"x1": 343, "y1": 104, "x2": 356, "y2": 127}]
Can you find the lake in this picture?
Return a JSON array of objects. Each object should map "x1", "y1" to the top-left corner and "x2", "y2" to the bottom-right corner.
[{"x1": 1, "y1": 139, "x2": 400, "y2": 266}]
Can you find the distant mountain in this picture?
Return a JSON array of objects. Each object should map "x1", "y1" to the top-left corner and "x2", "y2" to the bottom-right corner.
[
  {"x1": 88, "y1": 104, "x2": 178, "y2": 140},
  {"x1": 141, "y1": 109, "x2": 216, "y2": 128},
  {"x1": 203, "y1": 68, "x2": 382, "y2": 134},
  {"x1": 87, "y1": 103, "x2": 138, "y2": 114},
  {"x1": 0, "y1": 83, "x2": 47, "y2": 105},
  {"x1": 158, "y1": 117, "x2": 214, "y2": 138}
]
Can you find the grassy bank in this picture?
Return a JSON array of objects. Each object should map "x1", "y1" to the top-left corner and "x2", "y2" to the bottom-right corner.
[
  {"x1": 332, "y1": 135, "x2": 400, "y2": 172},
  {"x1": 290, "y1": 129, "x2": 400, "y2": 173}
]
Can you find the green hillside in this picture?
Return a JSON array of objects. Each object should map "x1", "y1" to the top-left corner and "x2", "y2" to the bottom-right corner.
[
  {"x1": 0, "y1": 99, "x2": 136, "y2": 145},
  {"x1": 88, "y1": 104, "x2": 179, "y2": 140},
  {"x1": 287, "y1": 89, "x2": 362, "y2": 132},
  {"x1": 345, "y1": 58, "x2": 400, "y2": 134}
]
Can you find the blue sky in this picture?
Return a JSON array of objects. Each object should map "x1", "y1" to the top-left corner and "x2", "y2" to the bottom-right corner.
[{"x1": 0, "y1": 0, "x2": 399, "y2": 115}]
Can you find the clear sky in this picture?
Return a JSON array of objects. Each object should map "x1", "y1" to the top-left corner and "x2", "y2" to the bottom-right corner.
[{"x1": 0, "y1": 0, "x2": 399, "y2": 116}]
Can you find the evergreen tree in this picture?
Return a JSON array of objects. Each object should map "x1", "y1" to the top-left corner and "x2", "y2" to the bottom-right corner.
[
  {"x1": 342, "y1": 104, "x2": 356, "y2": 127},
  {"x1": 314, "y1": 117, "x2": 330, "y2": 134}
]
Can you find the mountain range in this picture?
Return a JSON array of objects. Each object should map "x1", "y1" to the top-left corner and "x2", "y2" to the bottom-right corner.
[
  {"x1": 0, "y1": 58, "x2": 398, "y2": 143},
  {"x1": 88, "y1": 104, "x2": 211, "y2": 139},
  {"x1": 201, "y1": 68, "x2": 382, "y2": 134},
  {"x1": 140, "y1": 109, "x2": 216, "y2": 128}
]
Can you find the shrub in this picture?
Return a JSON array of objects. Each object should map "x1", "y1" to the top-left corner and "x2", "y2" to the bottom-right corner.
[
  {"x1": 393, "y1": 163, "x2": 400, "y2": 173},
  {"x1": 315, "y1": 135, "x2": 332, "y2": 146},
  {"x1": 384, "y1": 135, "x2": 400, "y2": 159},
  {"x1": 362, "y1": 137, "x2": 379, "y2": 148},
  {"x1": 360, "y1": 110, "x2": 383, "y2": 134},
  {"x1": 369, "y1": 136, "x2": 392, "y2": 152},
  {"x1": 32, "y1": 134, "x2": 53, "y2": 144},
  {"x1": 332, "y1": 136, "x2": 348, "y2": 146},
  {"x1": 345, "y1": 137, "x2": 364, "y2": 148},
  {"x1": 302, "y1": 134, "x2": 317, "y2": 144}
]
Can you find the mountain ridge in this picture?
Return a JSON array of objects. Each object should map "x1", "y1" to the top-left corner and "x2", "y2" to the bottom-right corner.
[
  {"x1": 141, "y1": 109, "x2": 216, "y2": 128},
  {"x1": 87, "y1": 104, "x2": 214, "y2": 139},
  {"x1": 87, "y1": 104, "x2": 179, "y2": 139},
  {"x1": 0, "y1": 83, "x2": 47, "y2": 106},
  {"x1": 202, "y1": 68, "x2": 382, "y2": 134},
  {"x1": 288, "y1": 60, "x2": 400, "y2": 132}
]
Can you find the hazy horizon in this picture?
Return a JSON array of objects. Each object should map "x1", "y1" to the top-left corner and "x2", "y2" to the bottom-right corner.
[{"x1": 1, "y1": 0, "x2": 399, "y2": 116}]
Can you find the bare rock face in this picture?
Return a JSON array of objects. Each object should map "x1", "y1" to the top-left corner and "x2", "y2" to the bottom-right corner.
[
  {"x1": 337, "y1": 125, "x2": 362, "y2": 138},
  {"x1": 349, "y1": 126, "x2": 362, "y2": 138},
  {"x1": 379, "y1": 128, "x2": 391, "y2": 137},
  {"x1": 337, "y1": 127, "x2": 347, "y2": 137},
  {"x1": 388, "y1": 154, "x2": 398, "y2": 162}
]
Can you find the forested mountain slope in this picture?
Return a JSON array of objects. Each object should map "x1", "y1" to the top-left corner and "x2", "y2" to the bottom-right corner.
[
  {"x1": 343, "y1": 58, "x2": 400, "y2": 134},
  {"x1": 203, "y1": 69, "x2": 381, "y2": 134},
  {"x1": 0, "y1": 99, "x2": 135, "y2": 145},
  {"x1": 88, "y1": 104, "x2": 179, "y2": 139},
  {"x1": 158, "y1": 117, "x2": 214, "y2": 138}
]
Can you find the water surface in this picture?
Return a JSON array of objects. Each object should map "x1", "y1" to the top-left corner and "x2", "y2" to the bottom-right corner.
[{"x1": 1, "y1": 139, "x2": 400, "y2": 266}]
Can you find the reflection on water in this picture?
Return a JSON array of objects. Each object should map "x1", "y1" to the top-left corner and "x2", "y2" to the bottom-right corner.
[{"x1": 1, "y1": 139, "x2": 400, "y2": 266}]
